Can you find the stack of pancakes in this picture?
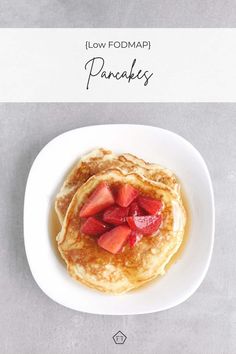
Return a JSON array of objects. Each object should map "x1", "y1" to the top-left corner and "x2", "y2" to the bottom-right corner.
[{"x1": 55, "y1": 148, "x2": 186, "y2": 294}]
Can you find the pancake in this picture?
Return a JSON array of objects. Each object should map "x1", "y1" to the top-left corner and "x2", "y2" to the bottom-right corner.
[
  {"x1": 57, "y1": 169, "x2": 186, "y2": 294},
  {"x1": 119, "y1": 153, "x2": 180, "y2": 194},
  {"x1": 55, "y1": 148, "x2": 180, "y2": 224},
  {"x1": 55, "y1": 149, "x2": 116, "y2": 225}
]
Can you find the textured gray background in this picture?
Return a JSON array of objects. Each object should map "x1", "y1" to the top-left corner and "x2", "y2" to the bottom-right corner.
[
  {"x1": 0, "y1": 1, "x2": 236, "y2": 353},
  {"x1": 1, "y1": 0, "x2": 236, "y2": 27},
  {"x1": 0, "y1": 103, "x2": 235, "y2": 354}
]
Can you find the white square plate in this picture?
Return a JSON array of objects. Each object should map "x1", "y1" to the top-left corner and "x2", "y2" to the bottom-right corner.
[{"x1": 24, "y1": 124, "x2": 214, "y2": 315}]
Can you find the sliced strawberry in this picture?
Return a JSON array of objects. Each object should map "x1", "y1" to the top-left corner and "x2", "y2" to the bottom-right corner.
[
  {"x1": 116, "y1": 184, "x2": 139, "y2": 207},
  {"x1": 80, "y1": 217, "x2": 109, "y2": 236},
  {"x1": 127, "y1": 215, "x2": 162, "y2": 235},
  {"x1": 103, "y1": 205, "x2": 129, "y2": 225},
  {"x1": 97, "y1": 225, "x2": 131, "y2": 254},
  {"x1": 138, "y1": 196, "x2": 163, "y2": 215},
  {"x1": 79, "y1": 182, "x2": 115, "y2": 218},
  {"x1": 128, "y1": 231, "x2": 143, "y2": 248},
  {"x1": 128, "y1": 201, "x2": 144, "y2": 216}
]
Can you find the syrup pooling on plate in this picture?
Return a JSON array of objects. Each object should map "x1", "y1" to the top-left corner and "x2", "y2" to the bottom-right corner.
[{"x1": 55, "y1": 149, "x2": 186, "y2": 294}]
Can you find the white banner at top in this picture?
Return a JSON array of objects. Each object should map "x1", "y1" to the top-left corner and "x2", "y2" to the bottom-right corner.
[{"x1": 0, "y1": 29, "x2": 236, "y2": 102}]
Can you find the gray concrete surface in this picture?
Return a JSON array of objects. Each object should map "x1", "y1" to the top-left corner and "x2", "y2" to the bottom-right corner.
[
  {"x1": 0, "y1": 0, "x2": 236, "y2": 27},
  {"x1": 0, "y1": 103, "x2": 235, "y2": 354}
]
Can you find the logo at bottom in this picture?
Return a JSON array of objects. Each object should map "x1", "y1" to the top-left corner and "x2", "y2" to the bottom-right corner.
[{"x1": 112, "y1": 331, "x2": 127, "y2": 344}]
